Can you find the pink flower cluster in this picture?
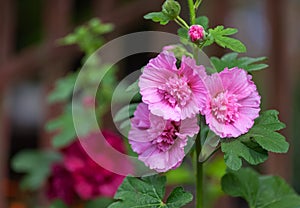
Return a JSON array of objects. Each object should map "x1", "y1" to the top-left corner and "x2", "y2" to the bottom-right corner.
[
  {"x1": 46, "y1": 131, "x2": 125, "y2": 205},
  {"x1": 129, "y1": 51, "x2": 260, "y2": 172}
]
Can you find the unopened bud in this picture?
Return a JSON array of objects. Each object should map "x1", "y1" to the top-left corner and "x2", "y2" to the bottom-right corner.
[{"x1": 188, "y1": 25, "x2": 205, "y2": 42}]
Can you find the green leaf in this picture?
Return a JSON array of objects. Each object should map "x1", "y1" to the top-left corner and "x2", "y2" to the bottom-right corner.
[
  {"x1": 85, "y1": 197, "x2": 114, "y2": 208},
  {"x1": 221, "y1": 137, "x2": 268, "y2": 171},
  {"x1": 11, "y1": 150, "x2": 61, "y2": 190},
  {"x1": 59, "y1": 18, "x2": 113, "y2": 54},
  {"x1": 208, "y1": 26, "x2": 246, "y2": 53},
  {"x1": 210, "y1": 52, "x2": 268, "y2": 72},
  {"x1": 239, "y1": 110, "x2": 289, "y2": 153},
  {"x1": 166, "y1": 187, "x2": 193, "y2": 208},
  {"x1": 45, "y1": 105, "x2": 76, "y2": 148},
  {"x1": 50, "y1": 200, "x2": 68, "y2": 208},
  {"x1": 47, "y1": 73, "x2": 77, "y2": 103},
  {"x1": 221, "y1": 168, "x2": 300, "y2": 208},
  {"x1": 144, "y1": 12, "x2": 170, "y2": 25},
  {"x1": 221, "y1": 110, "x2": 288, "y2": 170},
  {"x1": 195, "y1": 16, "x2": 209, "y2": 30},
  {"x1": 108, "y1": 175, "x2": 193, "y2": 208}
]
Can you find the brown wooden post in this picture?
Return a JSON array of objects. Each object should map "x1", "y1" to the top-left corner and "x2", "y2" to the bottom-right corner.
[
  {"x1": 264, "y1": 0, "x2": 291, "y2": 181},
  {"x1": 0, "y1": 0, "x2": 15, "y2": 207}
]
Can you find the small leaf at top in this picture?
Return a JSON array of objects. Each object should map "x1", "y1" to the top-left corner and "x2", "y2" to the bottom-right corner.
[
  {"x1": 195, "y1": 16, "x2": 209, "y2": 30},
  {"x1": 208, "y1": 26, "x2": 246, "y2": 53},
  {"x1": 210, "y1": 52, "x2": 268, "y2": 72}
]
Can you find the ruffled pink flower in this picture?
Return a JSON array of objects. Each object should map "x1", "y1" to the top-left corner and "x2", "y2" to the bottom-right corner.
[
  {"x1": 129, "y1": 103, "x2": 199, "y2": 172},
  {"x1": 188, "y1": 25, "x2": 205, "y2": 42},
  {"x1": 203, "y1": 67, "x2": 261, "y2": 138},
  {"x1": 139, "y1": 51, "x2": 207, "y2": 121}
]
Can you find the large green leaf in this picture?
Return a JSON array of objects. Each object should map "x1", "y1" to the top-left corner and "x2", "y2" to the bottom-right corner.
[
  {"x1": 11, "y1": 150, "x2": 61, "y2": 190},
  {"x1": 222, "y1": 168, "x2": 300, "y2": 208},
  {"x1": 221, "y1": 137, "x2": 268, "y2": 171},
  {"x1": 108, "y1": 175, "x2": 193, "y2": 208},
  {"x1": 239, "y1": 110, "x2": 289, "y2": 153},
  {"x1": 210, "y1": 52, "x2": 268, "y2": 73},
  {"x1": 85, "y1": 197, "x2": 114, "y2": 208},
  {"x1": 207, "y1": 26, "x2": 246, "y2": 53},
  {"x1": 221, "y1": 110, "x2": 288, "y2": 171}
]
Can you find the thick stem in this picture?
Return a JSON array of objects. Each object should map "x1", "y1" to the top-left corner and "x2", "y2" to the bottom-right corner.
[{"x1": 187, "y1": 0, "x2": 196, "y2": 24}]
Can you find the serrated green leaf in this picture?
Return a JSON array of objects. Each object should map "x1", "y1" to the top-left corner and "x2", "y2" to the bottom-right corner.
[
  {"x1": 195, "y1": 16, "x2": 209, "y2": 30},
  {"x1": 11, "y1": 150, "x2": 61, "y2": 190},
  {"x1": 210, "y1": 52, "x2": 268, "y2": 72},
  {"x1": 166, "y1": 187, "x2": 193, "y2": 208},
  {"x1": 221, "y1": 110, "x2": 289, "y2": 170},
  {"x1": 239, "y1": 110, "x2": 289, "y2": 154},
  {"x1": 208, "y1": 26, "x2": 246, "y2": 53},
  {"x1": 108, "y1": 175, "x2": 192, "y2": 208},
  {"x1": 144, "y1": 12, "x2": 170, "y2": 25},
  {"x1": 221, "y1": 138, "x2": 268, "y2": 170},
  {"x1": 222, "y1": 168, "x2": 300, "y2": 208}
]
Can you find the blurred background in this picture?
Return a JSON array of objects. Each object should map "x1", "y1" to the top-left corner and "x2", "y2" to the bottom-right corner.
[{"x1": 0, "y1": 0, "x2": 299, "y2": 207}]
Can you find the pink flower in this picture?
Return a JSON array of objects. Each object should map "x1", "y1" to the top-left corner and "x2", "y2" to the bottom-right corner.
[
  {"x1": 203, "y1": 67, "x2": 261, "y2": 138},
  {"x1": 46, "y1": 131, "x2": 126, "y2": 204},
  {"x1": 139, "y1": 51, "x2": 207, "y2": 121},
  {"x1": 46, "y1": 164, "x2": 76, "y2": 205},
  {"x1": 188, "y1": 25, "x2": 205, "y2": 42},
  {"x1": 129, "y1": 103, "x2": 199, "y2": 172}
]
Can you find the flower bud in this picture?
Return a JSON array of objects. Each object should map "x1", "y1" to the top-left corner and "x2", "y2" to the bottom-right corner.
[
  {"x1": 188, "y1": 25, "x2": 205, "y2": 42},
  {"x1": 162, "y1": 0, "x2": 181, "y2": 20}
]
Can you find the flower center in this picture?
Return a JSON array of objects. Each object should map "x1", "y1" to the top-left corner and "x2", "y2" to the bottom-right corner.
[
  {"x1": 158, "y1": 76, "x2": 192, "y2": 107},
  {"x1": 152, "y1": 120, "x2": 180, "y2": 152},
  {"x1": 211, "y1": 91, "x2": 240, "y2": 124}
]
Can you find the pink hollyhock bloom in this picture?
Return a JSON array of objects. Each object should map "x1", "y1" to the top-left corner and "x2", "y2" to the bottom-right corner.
[
  {"x1": 46, "y1": 131, "x2": 126, "y2": 204},
  {"x1": 129, "y1": 103, "x2": 199, "y2": 172},
  {"x1": 139, "y1": 51, "x2": 207, "y2": 121},
  {"x1": 188, "y1": 25, "x2": 205, "y2": 42},
  {"x1": 204, "y1": 67, "x2": 261, "y2": 138}
]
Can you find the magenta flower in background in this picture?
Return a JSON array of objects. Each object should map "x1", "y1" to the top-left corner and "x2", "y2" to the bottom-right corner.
[
  {"x1": 129, "y1": 103, "x2": 199, "y2": 172},
  {"x1": 46, "y1": 131, "x2": 125, "y2": 204},
  {"x1": 188, "y1": 25, "x2": 205, "y2": 42},
  {"x1": 47, "y1": 164, "x2": 77, "y2": 205},
  {"x1": 139, "y1": 51, "x2": 207, "y2": 121},
  {"x1": 203, "y1": 67, "x2": 261, "y2": 138}
]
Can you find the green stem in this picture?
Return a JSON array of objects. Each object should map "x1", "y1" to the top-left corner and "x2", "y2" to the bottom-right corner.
[
  {"x1": 194, "y1": 0, "x2": 203, "y2": 10},
  {"x1": 195, "y1": 132, "x2": 203, "y2": 208},
  {"x1": 176, "y1": 16, "x2": 190, "y2": 29},
  {"x1": 188, "y1": 0, "x2": 196, "y2": 24}
]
